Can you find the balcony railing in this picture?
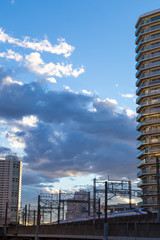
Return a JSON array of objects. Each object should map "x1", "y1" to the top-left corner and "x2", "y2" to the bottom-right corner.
[
  {"x1": 137, "y1": 148, "x2": 160, "y2": 158},
  {"x1": 137, "y1": 129, "x2": 160, "y2": 139},
  {"x1": 135, "y1": 16, "x2": 160, "y2": 35},
  {"x1": 136, "y1": 99, "x2": 160, "y2": 112},
  {"x1": 136, "y1": 61, "x2": 160, "y2": 78},
  {"x1": 137, "y1": 140, "x2": 160, "y2": 150},
  {"x1": 137, "y1": 149, "x2": 147, "y2": 158},
  {"x1": 136, "y1": 52, "x2": 160, "y2": 69},
  {"x1": 136, "y1": 118, "x2": 160, "y2": 130},
  {"x1": 136, "y1": 70, "x2": 160, "y2": 86},
  {"x1": 136, "y1": 33, "x2": 160, "y2": 52},
  {"x1": 137, "y1": 179, "x2": 157, "y2": 187},
  {"x1": 136, "y1": 79, "x2": 160, "y2": 94},
  {"x1": 136, "y1": 43, "x2": 160, "y2": 61},
  {"x1": 137, "y1": 168, "x2": 156, "y2": 177},
  {"x1": 136, "y1": 88, "x2": 160, "y2": 102},
  {"x1": 136, "y1": 25, "x2": 160, "y2": 43},
  {"x1": 136, "y1": 109, "x2": 160, "y2": 121}
]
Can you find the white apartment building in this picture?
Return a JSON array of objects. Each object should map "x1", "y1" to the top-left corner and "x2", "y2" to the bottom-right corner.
[{"x1": 0, "y1": 154, "x2": 22, "y2": 224}]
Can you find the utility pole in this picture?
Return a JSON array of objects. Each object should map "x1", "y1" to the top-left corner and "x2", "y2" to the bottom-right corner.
[
  {"x1": 93, "y1": 178, "x2": 96, "y2": 225},
  {"x1": 22, "y1": 209, "x2": 24, "y2": 225},
  {"x1": 50, "y1": 195, "x2": 53, "y2": 223},
  {"x1": 128, "y1": 180, "x2": 132, "y2": 210},
  {"x1": 156, "y1": 156, "x2": 160, "y2": 222},
  {"x1": 33, "y1": 210, "x2": 36, "y2": 226},
  {"x1": 98, "y1": 198, "x2": 101, "y2": 221},
  {"x1": 35, "y1": 195, "x2": 41, "y2": 240},
  {"x1": 24, "y1": 205, "x2": 27, "y2": 226},
  {"x1": 42, "y1": 207, "x2": 44, "y2": 224},
  {"x1": 58, "y1": 190, "x2": 61, "y2": 224},
  {"x1": 28, "y1": 204, "x2": 30, "y2": 225},
  {"x1": 4, "y1": 202, "x2": 8, "y2": 237},
  {"x1": 104, "y1": 181, "x2": 108, "y2": 240},
  {"x1": 88, "y1": 192, "x2": 90, "y2": 216},
  {"x1": 62, "y1": 200, "x2": 65, "y2": 220}
]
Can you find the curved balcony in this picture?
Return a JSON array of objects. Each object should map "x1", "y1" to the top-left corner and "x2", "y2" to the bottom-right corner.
[
  {"x1": 137, "y1": 158, "x2": 157, "y2": 168},
  {"x1": 136, "y1": 25, "x2": 160, "y2": 44},
  {"x1": 137, "y1": 148, "x2": 160, "y2": 159},
  {"x1": 136, "y1": 99, "x2": 160, "y2": 113},
  {"x1": 136, "y1": 61, "x2": 160, "y2": 78},
  {"x1": 136, "y1": 108, "x2": 160, "y2": 122},
  {"x1": 136, "y1": 90, "x2": 160, "y2": 104},
  {"x1": 137, "y1": 168, "x2": 156, "y2": 177},
  {"x1": 137, "y1": 139, "x2": 160, "y2": 150},
  {"x1": 136, "y1": 33, "x2": 160, "y2": 53},
  {"x1": 137, "y1": 179, "x2": 156, "y2": 187},
  {"x1": 136, "y1": 118, "x2": 160, "y2": 131},
  {"x1": 136, "y1": 78, "x2": 160, "y2": 95},
  {"x1": 135, "y1": 16, "x2": 160, "y2": 36},
  {"x1": 136, "y1": 52, "x2": 160, "y2": 70},
  {"x1": 137, "y1": 129, "x2": 160, "y2": 140},
  {"x1": 136, "y1": 43, "x2": 160, "y2": 62},
  {"x1": 136, "y1": 70, "x2": 160, "y2": 89},
  {"x1": 141, "y1": 189, "x2": 157, "y2": 196}
]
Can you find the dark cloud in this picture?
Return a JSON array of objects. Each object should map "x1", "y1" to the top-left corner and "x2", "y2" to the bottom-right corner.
[
  {"x1": 0, "y1": 68, "x2": 137, "y2": 185},
  {"x1": 0, "y1": 146, "x2": 11, "y2": 153}
]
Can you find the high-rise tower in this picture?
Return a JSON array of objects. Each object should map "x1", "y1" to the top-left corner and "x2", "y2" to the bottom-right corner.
[
  {"x1": 136, "y1": 9, "x2": 160, "y2": 211},
  {"x1": 0, "y1": 154, "x2": 22, "y2": 224}
]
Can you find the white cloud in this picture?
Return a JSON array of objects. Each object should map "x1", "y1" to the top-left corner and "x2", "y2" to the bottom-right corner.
[
  {"x1": 46, "y1": 77, "x2": 57, "y2": 83},
  {"x1": 119, "y1": 107, "x2": 136, "y2": 118},
  {"x1": 125, "y1": 109, "x2": 136, "y2": 118},
  {"x1": 82, "y1": 89, "x2": 92, "y2": 95},
  {"x1": 115, "y1": 84, "x2": 119, "y2": 87},
  {"x1": 21, "y1": 115, "x2": 38, "y2": 127},
  {"x1": 72, "y1": 67, "x2": 85, "y2": 77},
  {"x1": 96, "y1": 97, "x2": 117, "y2": 106},
  {"x1": 2, "y1": 76, "x2": 23, "y2": 86},
  {"x1": 0, "y1": 120, "x2": 7, "y2": 125},
  {"x1": 25, "y1": 52, "x2": 84, "y2": 78},
  {"x1": 0, "y1": 49, "x2": 23, "y2": 62},
  {"x1": 0, "y1": 28, "x2": 74, "y2": 58},
  {"x1": 121, "y1": 93, "x2": 134, "y2": 98},
  {"x1": 4, "y1": 129, "x2": 25, "y2": 149},
  {"x1": 63, "y1": 85, "x2": 74, "y2": 93}
]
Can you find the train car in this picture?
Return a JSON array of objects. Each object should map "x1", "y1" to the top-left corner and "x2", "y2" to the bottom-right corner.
[{"x1": 57, "y1": 208, "x2": 148, "y2": 224}]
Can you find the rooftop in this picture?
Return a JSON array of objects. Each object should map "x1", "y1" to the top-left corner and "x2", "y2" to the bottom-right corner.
[{"x1": 135, "y1": 9, "x2": 160, "y2": 28}]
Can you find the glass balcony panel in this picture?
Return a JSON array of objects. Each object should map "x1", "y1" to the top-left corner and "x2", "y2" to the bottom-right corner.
[
  {"x1": 136, "y1": 61, "x2": 160, "y2": 77},
  {"x1": 137, "y1": 99, "x2": 160, "y2": 112},
  {"x1": 136, "y1": 43, "x2": 160, "y2": 61},
  {"x1": 136, "y1": 25, "x2": 160, "y2": 43},
  {"x1": 136, "y1": 52, "x2": 160, "y2": 69},
  {"x1": 136, "y1": 79, "x2": 160, "y2": 94},
  {"x1": 135, "y1": 16, "x2": 160, "y2": 35},
  {"x1": 137, "y1": 168, "x2": 156, "y2": 177},
  {"x1": 137, "y1": 149, "x2": 147, "y2": 158},
  {"x1": 136, "y1": 33, "x2": 160, "y2": 52}
]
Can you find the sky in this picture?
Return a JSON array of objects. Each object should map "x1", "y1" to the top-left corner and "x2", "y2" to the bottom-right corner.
[{"x1": 0, "y1": 0, "x2": 160, "y2": 205}]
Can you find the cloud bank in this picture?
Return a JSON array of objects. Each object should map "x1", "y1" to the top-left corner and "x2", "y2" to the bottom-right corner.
[{"x1": 0, "y1": 68, "x2": 137, "y2": 186}]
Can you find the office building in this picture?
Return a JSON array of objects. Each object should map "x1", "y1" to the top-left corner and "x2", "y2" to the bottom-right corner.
[
  {"x1": 136, "y1": 9, "x2": 160, "y2": 210},
  {"x1": 0, "y1": 154, "x2": 22, "y2": 224},
  {"x1": 66, "y1": 190, "x2": 89, "y2": 219}
]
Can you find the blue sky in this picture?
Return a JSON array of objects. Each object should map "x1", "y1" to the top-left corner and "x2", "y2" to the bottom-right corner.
[{"x1": 0, "y1": 0, "x2": 160, "y2": 204}]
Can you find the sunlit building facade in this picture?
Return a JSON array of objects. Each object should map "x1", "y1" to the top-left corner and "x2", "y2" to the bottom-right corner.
[
  {"x1": 0, "y1": 155, "x2": 22, "y2": 224},
  {"x1": 136, "y1": 9, "x2": 160, "y2": 211}
]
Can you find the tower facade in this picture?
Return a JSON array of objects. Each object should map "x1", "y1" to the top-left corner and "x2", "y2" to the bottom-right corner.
[
  {"x1": 136, "y1": 9, "x2": 160, "y2": 211},
  {"x1": 0, "y1": 155, "x2": 22, "y2": 224}
]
